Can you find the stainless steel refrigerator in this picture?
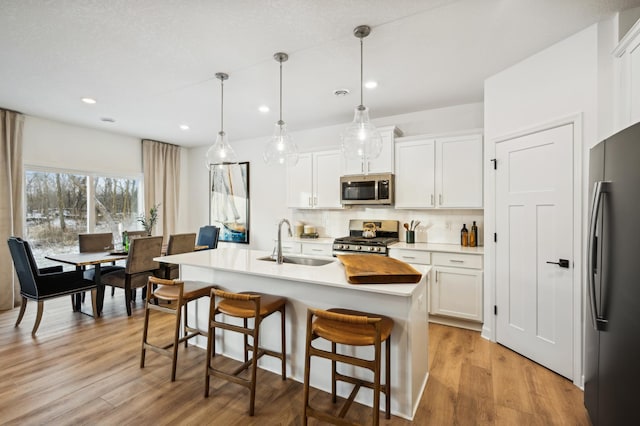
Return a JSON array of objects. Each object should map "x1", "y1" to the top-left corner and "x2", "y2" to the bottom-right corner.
[{"x1": 585, "y1": 121, "x2": 640, "y2": 425}]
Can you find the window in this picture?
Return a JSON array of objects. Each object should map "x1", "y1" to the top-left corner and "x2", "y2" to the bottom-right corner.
[{"x1": 25, "y1": 168, "x2": 142, "y2": 267}]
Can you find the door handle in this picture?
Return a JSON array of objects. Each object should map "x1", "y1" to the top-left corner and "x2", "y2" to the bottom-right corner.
[
  {"x1": 588, "y1": 181, "x2": 610, "y2": 330},
  {"x1": 546, "y1": 259, "x2": 570, "y2": 268}
]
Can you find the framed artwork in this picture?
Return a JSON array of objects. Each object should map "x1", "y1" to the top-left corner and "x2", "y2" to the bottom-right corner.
[{"x1": 209, "y1": 161, "x2": 250, "y2": 244}]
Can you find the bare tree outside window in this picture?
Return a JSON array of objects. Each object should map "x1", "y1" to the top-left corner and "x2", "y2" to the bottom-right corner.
[{"x1": 24, "y1": 170, "x2": 141, "y2": 268}]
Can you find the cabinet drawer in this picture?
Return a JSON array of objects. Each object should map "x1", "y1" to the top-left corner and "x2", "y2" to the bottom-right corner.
[
  {"x1": 279, "y1": 242, "x2": 301, "y2": 254},
  {"x1": 389, "y1": 249, "x2": 431, "y2": 265},
  {"x1": 432, "y1": 252, "x2": 482, "y2": 269},
  {"x1": 301, "y1": 243, "x2": 332, "y2": 257}
]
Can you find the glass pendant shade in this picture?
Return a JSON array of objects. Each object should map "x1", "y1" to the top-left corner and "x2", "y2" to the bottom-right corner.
[
  {"x1": 341, "y1": 105, "x2": 382, "y2": 161},
  {"x1": 205, "y1": 130, "x2": 238, "y2": 168},
  {"x1": 263, "y1": 120, "x2": 299, "y2": 166},
  {"x1": 264, "y1": 52, "x2": 298, "y2": 166},
  {"x1": 341, "y1": 25, "x2": 381, "y2": 165},
  {"x1": 206, "y1": 72, "x2": 238, "y2": 170}
]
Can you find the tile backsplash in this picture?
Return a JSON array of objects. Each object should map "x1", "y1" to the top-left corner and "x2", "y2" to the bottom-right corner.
[{"x1": 292, "y1": 207, "x2": 484, "y2": 245}]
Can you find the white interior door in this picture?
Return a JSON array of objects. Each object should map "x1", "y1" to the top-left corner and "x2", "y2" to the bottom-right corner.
[{"x1": 495, "y1": 123, "x2": 574, "y2": 379}]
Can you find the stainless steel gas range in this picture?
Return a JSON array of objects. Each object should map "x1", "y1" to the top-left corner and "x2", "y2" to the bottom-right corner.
[{"x1": 332, "y1": 219, "x2": 399, "y2": 256}]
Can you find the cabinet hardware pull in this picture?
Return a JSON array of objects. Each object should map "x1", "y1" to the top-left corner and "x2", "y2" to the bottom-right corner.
[
  {"x1": 314, "y1": 196, "x2": 317, "y2": 206},
  {"x1": 311, "y1": 248, "x2": 322, "y2": 252},
  {"x1": 430, "y1": 194, "x2": 434, "y2": 206},
  {"x1": 435, "y1": 271, "x2": 438, "y2": 282},
  {"x1": 308, "y1": 197, "x2": 312, "y2": 207},
  {"x1": 449, "y1": 259, "x2": 464, "y2": 263},
  {"x1": 439, "y1": 194, "x2": 442, "y2": 205},
  {"x1": 402, "y1": 256, "x2": 416, "y2": 259}
]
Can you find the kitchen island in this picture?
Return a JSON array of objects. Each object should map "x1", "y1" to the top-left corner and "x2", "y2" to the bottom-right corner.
[{"x1": 155, "y1": 247, "x2": 429, "y2": 420}]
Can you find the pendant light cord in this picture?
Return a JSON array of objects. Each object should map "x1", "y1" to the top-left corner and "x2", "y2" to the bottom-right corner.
[
  {"x1": 279, "y1": 59, "x2": 283, "y2": 123},
  {"x1": 360, "y1": 36, "x2": 364, "y2": 107},
  {"x1": 220, "y1": 78, "x2": 224, "y2": 134}
]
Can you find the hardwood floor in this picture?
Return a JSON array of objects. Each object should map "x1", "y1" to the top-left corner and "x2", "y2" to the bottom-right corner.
[{"x1": 0, "y1": 293, "x2": 591, "y2": 425}]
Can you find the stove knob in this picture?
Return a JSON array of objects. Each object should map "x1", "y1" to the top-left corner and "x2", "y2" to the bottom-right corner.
[
  {"x1": 368, "y1": 246, "x2": 375, "y2": 252},
  {"x1": 355, "y1": 246, "x2": 362, "y2": 251},
  {"x1": 376, "y1": 247, "x2": 382, "y2": 252}
]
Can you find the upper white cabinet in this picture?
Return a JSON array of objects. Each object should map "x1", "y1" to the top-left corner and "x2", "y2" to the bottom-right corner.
[
  {"x1": 395, "y1": 138, "x2": 436, "y2": 208},
  {"x1": 395, "y1": 132, "x2": 483, "y2": 209},
  {"x1": 286, "y1": 149, "x2": 342, "y2": 209},
  {"x1": 342, "y1": 126, "x2": 402, "y2": 175},
  {"x1": 614, "y1": 18, "x2": 640, "y2": 128}
]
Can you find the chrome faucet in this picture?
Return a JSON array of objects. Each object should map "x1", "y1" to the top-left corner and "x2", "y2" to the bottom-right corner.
[{"x1": 275, "y1": 218, "x2": 293, "y2": 264}]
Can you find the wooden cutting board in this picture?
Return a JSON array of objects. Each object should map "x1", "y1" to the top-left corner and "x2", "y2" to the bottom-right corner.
[{"x1": 337, "y1": 254, "x2": 423, "y2": 284}]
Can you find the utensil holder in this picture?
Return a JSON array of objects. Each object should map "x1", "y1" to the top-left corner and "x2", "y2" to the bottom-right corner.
[{"x1": 406, "y1": 231, "x2": 415, "y2": 244}]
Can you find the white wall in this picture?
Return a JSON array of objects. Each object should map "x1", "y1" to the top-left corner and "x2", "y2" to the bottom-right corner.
[
  {"x1": 23, "y1": 116, "x2": 141, "y2": 175},
  {"x1": 484, "y1": 23, "x2": 610, "y2": 387},
  {"x1": 186, "y1": 102, "x2": 484, "y2": 250}
]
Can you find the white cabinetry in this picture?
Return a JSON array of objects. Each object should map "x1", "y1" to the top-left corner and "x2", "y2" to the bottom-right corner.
[
  {"x1": 389, "y1": 245, "x2": 483, "y2": 330},
  {"x1": 274, "y1": 240, "x2": 334, "y2": 258},
  {"x1": 394, "y1": 132, "x2": 483, "y2": 209},
  {"x1": 395, "y1": 139, "x2": 436, "y2": 208},
  {"x1": 430, "y1": 252, "x2": 483, "y2": 323},
  {"x1": 286, "y1": 150, "x2": 342, "y2": 209},
  {"x1": 614, "y1": 18, "x2": 640, "y2": 129},
  {"x1": 342, "y1": 126, "x2": 402, "y2": 175}
]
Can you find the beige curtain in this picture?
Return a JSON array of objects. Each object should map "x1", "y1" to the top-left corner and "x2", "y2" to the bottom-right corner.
[
  {"x1": 0, "y1": 109, "x2": 24, "y2": 310},
  {"x1": 142, "y1": 140, "x2": 180, "y2": 241}
]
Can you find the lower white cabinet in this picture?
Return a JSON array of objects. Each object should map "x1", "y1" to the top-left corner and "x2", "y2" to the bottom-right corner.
[
  {"x1": 389, "y1": 247, "x2": 483, "y2": 327},
  {"x1": 431, "y1": 252, "x2": 483, "y2": 322},
  {"x1": 431, "y1": 266, "x2": 483, "y2": 322}
]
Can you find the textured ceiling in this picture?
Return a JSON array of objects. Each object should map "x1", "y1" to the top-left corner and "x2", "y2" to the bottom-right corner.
[{"x1": 0, "y1": 0, "x2": 638, "y2": 147}]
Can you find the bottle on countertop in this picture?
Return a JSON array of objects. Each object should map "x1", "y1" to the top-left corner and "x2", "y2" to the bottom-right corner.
[
  {"x1": 470, "y1": 221, "x2": 478, "y2": 247},
  {"x1": 461, "y1": 224, "x2": 469, "y2": 247},
  {"x1": 122, "y1": 231, "x2": 129, "y2": 252}
]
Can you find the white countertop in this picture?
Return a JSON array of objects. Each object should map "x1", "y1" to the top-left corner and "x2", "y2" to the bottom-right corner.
[
  {"x1": 155, "y1": 247, "x2": 428, "y2": 298},
  {"x1": 390, "y1": 242, "x2": 484, "y2": 254}
]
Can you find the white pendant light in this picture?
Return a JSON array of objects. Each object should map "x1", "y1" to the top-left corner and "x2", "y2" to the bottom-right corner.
[
  {"x1": 205, "y1": 72, "x2": 238, "y2": 169},
  {"x1": 341, "y1": 25, "x2": 382, "y2": 166},
  {"x1": 263, "y1": 52, "x2": 299, "y2": 166}
]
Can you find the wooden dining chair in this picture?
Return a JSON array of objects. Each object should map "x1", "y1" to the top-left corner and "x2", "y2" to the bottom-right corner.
[
  {"x1": 100, "y1": 236, "x2": 163, "y2": 316},
  {"x1": 78, "y1": 232, "x2": 124, "y2": 285},
  {"x1": 158, "y1": 233, "x2": 197, "y2": 280}
]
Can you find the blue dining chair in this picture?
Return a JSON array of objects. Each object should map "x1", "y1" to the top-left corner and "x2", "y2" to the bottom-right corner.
[{"x1": 197, "y1": 226, "x2": 219, "y2": 249}]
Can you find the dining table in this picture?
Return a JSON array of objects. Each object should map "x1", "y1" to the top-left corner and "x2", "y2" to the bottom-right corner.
[{"x1": 45, "y1": 251, "x2": 129, "y2": 316}]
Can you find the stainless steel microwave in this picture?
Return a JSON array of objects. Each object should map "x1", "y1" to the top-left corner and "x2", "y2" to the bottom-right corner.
[{"x1": 340, "y1": 173, "x2": 394, "y2": 205}]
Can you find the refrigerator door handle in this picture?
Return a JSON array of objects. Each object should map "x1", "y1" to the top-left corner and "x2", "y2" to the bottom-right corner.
[{"x1": 588, "y1": 180, "x2": 610, "y2": 331}]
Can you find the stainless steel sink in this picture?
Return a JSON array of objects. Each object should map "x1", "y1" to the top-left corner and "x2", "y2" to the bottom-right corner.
[{"x1": 257, "y1": 255, "x2": 334, "y2": 266}]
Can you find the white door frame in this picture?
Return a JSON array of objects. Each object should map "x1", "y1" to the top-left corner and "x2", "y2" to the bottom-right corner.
[{"x1": 483, "y1": 113, "x2": 583, "y2": 387}]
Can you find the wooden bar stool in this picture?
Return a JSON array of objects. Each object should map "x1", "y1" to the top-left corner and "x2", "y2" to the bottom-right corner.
[
  {"x1": 204, "y1": 289, "x2": 286, "y2": 416},
  {"x1": 302, "y1": 308, "x2": 394, "y2": 426},
  {"x1": 140, "y1": 276, "x2": 215, "y2": 381}
]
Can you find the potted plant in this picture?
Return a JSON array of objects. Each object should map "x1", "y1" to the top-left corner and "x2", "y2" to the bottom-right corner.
[{"x1": 138, "y1": 203, "x2": 160, "y2": 236}]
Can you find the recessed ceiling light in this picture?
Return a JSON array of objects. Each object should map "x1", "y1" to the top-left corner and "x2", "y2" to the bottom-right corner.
[
  {"x1": 364, "y1": 81, "x2": 378, "y2": 89},
  {"x1": 333, "y1": 88, "x2": 350, "y2": 97},
  {"x1": 100, "y1": 117, "x2": 115, "y2": 123},
  {"x1": 179, "y1": 124, "x2": 190, "y2": 130},
  {"x1": 81, "y1": 97, "x2": 97, "y2": 104},
  {"x1": 258, "y1": 105, "x2": 270, "y2": 113}
]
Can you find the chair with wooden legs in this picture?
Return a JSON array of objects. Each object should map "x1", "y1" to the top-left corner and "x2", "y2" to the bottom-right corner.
[
  {"x1": 302, "y1": 308, "x2": 394, "y2": 426},
  {"x1": 79, "y1": 232, "x2": 123, "y2": 298},
  {"x1": 100, "y1": 236, "x2": 163, "y2": 316},
  {"x1": 7, "y1": 237, "x2": 98, "y2": 335},
  {"x1": 140, "y1": 276, "x2": 215, "y2": 381},
  {"x1": 205, "y1": 289, "x2": 286, "y2": 416}
]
